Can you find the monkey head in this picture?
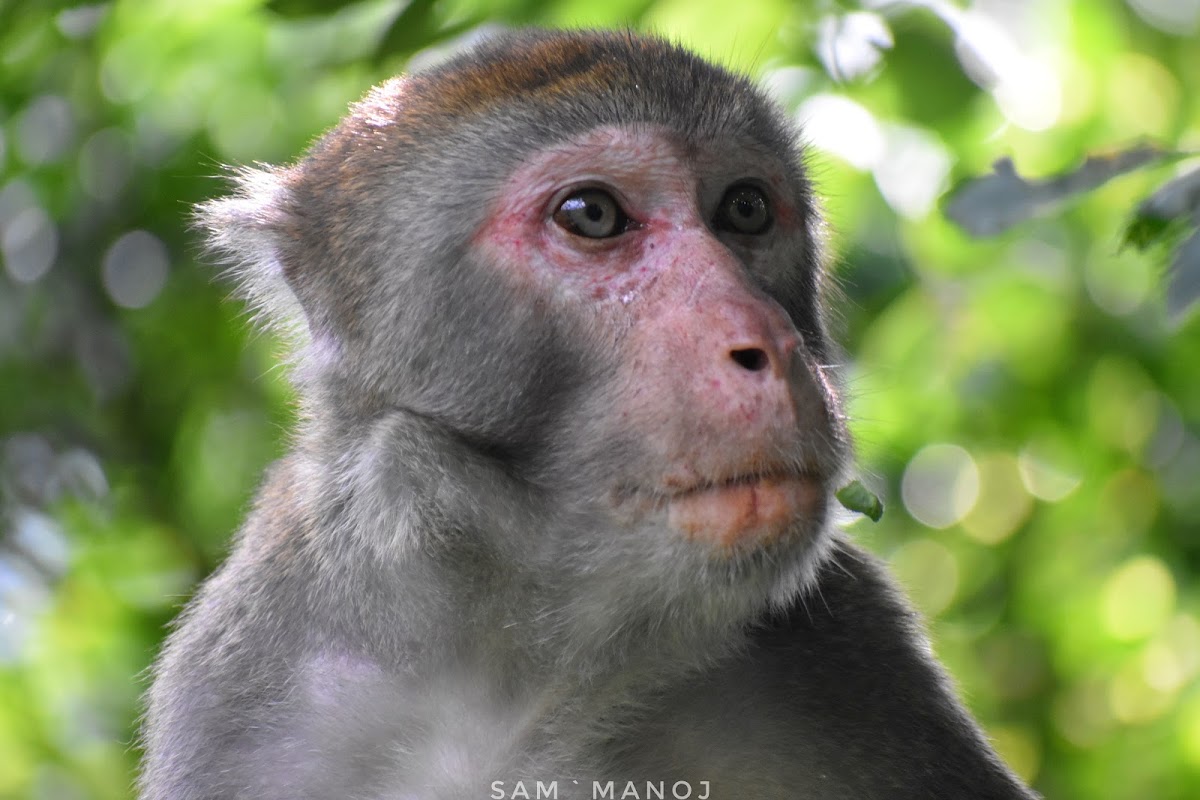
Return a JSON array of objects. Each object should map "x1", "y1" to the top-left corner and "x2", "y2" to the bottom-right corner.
[{"x1": 198, "y1": 29, "x2": 849, "y2": 589}]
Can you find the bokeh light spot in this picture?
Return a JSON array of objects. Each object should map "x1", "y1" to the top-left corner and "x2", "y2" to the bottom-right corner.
[
  {"x1": 78, "y1": 129, "x2": 134, "y2": 202},
  {"x1": 11, "y1": 509, "x2": 70, "y2": 578},
  {"x1": 1017, "y1": 438, "x2": 1081, "y2": 502},
  {"x1": 1109, "y1": 658, "x2": 1174, "y2": 725},
  {"x1": 874, "y1": 124, "x2": 952, "y2": 220},
  {"x1": 56, "y1": 5, "x2": 108, "y2": 39},
  {"x1": 963, "y1": 452, "x2": 1033, "y2": 545},
  {"x1": 796, "y1": 93, "x2": 884, "y2": 170},
  {"x1": 1106, "y1": 52, "x2": 1181, "y2": 138},
  {"x1": 952, "y1": 11, "x2": 1061, "y2": 131},
  {"x1": 902, "y1": 443, "x2": 980, "y2": 529},
  {"x1": 15, "y1": 95, "x2": 75, "y2": 166},
  {"x1": 102, "y1": 230, "x2": 169, "y2": 309},
  {"x1": 1102, "y1": 556, "x2": 1175, "y2": 641},
  {"x1": 1, "y1": 206, "x2": 58, "y2": 284},
  {"x1": 814, "y1": 12, "x2": 892, "y2": 82},
  {"x1": 991, "y1": 55, "x2": 1062, "y2": 132}
]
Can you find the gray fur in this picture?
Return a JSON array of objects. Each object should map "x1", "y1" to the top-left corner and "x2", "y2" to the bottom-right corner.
[{"x1": 142, "y1": 29, "x2": 1038, "y2": 800}]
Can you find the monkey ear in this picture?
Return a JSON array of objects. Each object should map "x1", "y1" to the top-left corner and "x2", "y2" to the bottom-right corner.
[{"x1": 193, "y1": 166, "x2": 310, "y2": 344}]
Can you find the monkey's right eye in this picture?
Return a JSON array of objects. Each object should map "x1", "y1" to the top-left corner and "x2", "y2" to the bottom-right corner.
[{"x1": 553, "y1": 189, "x2": 632, "y2": 239}]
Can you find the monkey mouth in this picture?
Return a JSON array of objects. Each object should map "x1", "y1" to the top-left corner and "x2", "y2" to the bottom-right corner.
[{"x1": 665, "y1": 470, "x2": 826, "y2": 550}]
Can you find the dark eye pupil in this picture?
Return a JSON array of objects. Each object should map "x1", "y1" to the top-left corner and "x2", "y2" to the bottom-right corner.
[
  {"x1": 718, "y1": 185, "x2": 770, "y2": 235},
  {"x1": 586, "y1": 204, "x2": 604, "y2": 222}
]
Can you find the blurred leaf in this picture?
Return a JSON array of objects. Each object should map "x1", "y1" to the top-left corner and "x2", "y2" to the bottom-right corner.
[
  {"x1": 1122, "y1": 210, "x2": 1179, "y2": 252},
  {"x1": 883, "y1": 5, "x2": 981, "y2": 127},
  {"x1": 375, "y1": 0, "x2": 439, "y2": 57},
  {"x1": 1137, "y1": 164, "x2": 1200, "y2": 222},
  {"x1": 373, "y1": 0, "x2": 492, "y2": 61},
  {"x1": 836, "y1": 479, "x2": 884, "y2": 522},
  {"x1": 1124, "y1": 164, "x2": 1200, "y2": 250},
  {"x1": 1167, "y1": 229, "x2": 1200, "y2": 324},
  {"x1": 1122, "y1": 164, "x2": 1200, "y2": 322},
  {"x1": 945, "y1": 145, "x2": 1180, "y2": 238}
]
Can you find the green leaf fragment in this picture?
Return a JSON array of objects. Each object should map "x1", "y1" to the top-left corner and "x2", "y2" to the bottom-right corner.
[
  {"x1": 836, "y1": 480, "x2": 883, "y2": 522},
  {"x1": 1122, "y1": 213, "x2": 1174, "y2": 251}
]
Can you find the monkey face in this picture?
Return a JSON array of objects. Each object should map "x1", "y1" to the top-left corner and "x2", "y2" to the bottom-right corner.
[{"x1": 474, "y1": 125, "x2": 848, "y2": 555}]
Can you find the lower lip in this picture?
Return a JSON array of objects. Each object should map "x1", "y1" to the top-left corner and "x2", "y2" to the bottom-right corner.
[{"x1": 667, "y1": 475, "x2": 824, "y2": 549}]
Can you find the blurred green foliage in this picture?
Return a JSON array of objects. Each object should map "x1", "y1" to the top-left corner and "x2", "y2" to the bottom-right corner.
[{"x1": 1, "y1": 0, "x2": 1198, "y2": 798}]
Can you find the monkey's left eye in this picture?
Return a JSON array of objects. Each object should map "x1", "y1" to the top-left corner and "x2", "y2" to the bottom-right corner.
[
  {"x1": 553, "y1": 189, "x2": 633, "y2": 239},
  {"x1": 715, "y1": 184, "x2": 772, "y2": 235}
]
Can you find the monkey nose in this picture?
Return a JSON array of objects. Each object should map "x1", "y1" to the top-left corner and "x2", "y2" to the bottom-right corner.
[
  {"x1": 730, "y1": 347, "x2": 770, "y2": 372},
  {"x1": 727, "y1": 331, "x2": 799, "y2": 379}
]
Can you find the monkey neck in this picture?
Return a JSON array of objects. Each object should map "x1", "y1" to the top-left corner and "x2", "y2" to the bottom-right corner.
[{"x1": 283, "y1": 408, "x2": 769, "y2": 705}]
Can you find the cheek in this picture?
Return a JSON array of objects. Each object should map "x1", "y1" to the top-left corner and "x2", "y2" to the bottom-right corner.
[
  {"x1": 567, "y1": 222, "x2": 725, "y2": 307},
  {"x1": 578, "y1": 252, "x2": 660, "y2": 302},
  {"x1": 477, "y1": 217, "x2": 670, "y2": 309}
]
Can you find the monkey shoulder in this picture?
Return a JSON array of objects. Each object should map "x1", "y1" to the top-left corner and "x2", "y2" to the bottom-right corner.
[
  {"x1": 610, "y1": 539, "x2": 1039, "y2": 800},
  {"x1": 140, "y1": 457, "x2": 344, "y2": 798}
]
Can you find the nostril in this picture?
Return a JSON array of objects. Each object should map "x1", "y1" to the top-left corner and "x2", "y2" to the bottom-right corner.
[{"x1": 730, "y1": 347, "x2": 770, "y2": 372}]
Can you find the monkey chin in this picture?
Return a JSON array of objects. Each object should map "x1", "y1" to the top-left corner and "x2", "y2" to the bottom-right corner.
[{"x1": 667, "y1": 474, "x2": 825, "y2": 551}]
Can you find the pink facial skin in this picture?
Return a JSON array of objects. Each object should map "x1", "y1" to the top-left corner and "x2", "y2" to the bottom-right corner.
[{"x1": 475, "y1": 125, "x2": 839, "y2": 552}]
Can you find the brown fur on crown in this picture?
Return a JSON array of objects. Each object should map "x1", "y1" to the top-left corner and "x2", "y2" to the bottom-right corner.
[
  {"x1": 328, "y1": 29, "x2": 785, "y2": 155},
  {"x1": 409, "y1": 32, "x2": 626, "y2": 120}
]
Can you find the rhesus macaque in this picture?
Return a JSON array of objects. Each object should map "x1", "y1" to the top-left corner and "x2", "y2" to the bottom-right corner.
[{"x1": 141, "y1": 29, "x2": 1039, "y2": 800}]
